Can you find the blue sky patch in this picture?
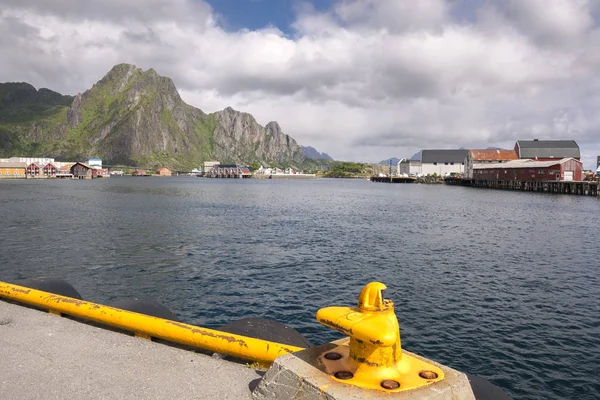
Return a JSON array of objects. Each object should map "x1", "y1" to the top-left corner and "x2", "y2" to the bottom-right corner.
[{"x1": 206, "y1": 0, "x2": 333, "y2": 32}]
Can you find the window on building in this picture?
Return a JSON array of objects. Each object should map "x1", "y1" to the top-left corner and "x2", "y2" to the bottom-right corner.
[
  {"x1": 450, "y1": 162, "x2": 455, "y2": 165},
  {"x1": 444, "y1": 162, "x2": 449, "y2": 165},
  {"x1": 433, "y1": 162, "x2": 438, "y2": 166}
]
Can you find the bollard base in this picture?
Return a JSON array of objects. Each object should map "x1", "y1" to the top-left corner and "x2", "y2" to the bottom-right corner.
[{"x1": 252, "y1": 340, "x2": 476, "y2": 400}]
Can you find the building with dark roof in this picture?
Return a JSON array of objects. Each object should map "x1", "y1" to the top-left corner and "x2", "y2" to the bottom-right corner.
[
  {"x1": 514, "y1": 140, "x2": 580, "y2": 160},
  {"x1": 421, "y1": 149, "x2": 468, "y2": 176},
  {"x1": 71, "y1": 162, "x2": 93, "y2": 179}
]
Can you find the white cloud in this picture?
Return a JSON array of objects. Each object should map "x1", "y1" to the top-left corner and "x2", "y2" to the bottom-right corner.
[
  {"x1": 502, "y1": 0, "x2": 595, "y2": 45},
  {"x1": 1, "y1": 0, "x2": 599, "y2": 168},
  {"x1": 333, "y1": 0, "x2": 449, "y2": 33}
]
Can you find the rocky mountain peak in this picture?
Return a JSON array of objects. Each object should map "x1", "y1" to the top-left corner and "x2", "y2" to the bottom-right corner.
[
  {"x1": 300, "y1": 145, "x2": 333, "y2": 160},
  {"x1": 265, "y1": 121, "x2": 282, "y2": 134},
  {"x1": 210, "y1": 109, "x2": 305, "y2": 165},
  {"x1": 1, "y1": 64, "x2": 313, "y2": 169}
]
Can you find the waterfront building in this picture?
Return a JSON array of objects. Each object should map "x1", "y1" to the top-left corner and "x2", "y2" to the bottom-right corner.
[
  {"x1": 473, "y1": 158, "x2": 583, "y2": 181},
  {"x1": 54, "y1": 161, "x2": 74, "y2": 169},
  {"x1": 42, "y1": 163, "x2": 57, "y2": 177},
  {"x1": 514, "y1": 140, "x2": 580, "y2": 160},
  {"x1": 156, "y1": 168, "x2": 172, "y2": 176},
  {"x1": 5, "y1": 156, "x2": 55, "y2": 166},
  {"x1": 88, "y1": 158, "x2": 102, "y2": 169},
  {"x1": 241, "y1": 167, "x2": 251, "y2": 176},
  {"x1": 0, "y1": 162, "x2": 26, "y2": 178},
  {"x1": 94, "y1": 168, "x2": 109, "y2": 178},
  {"x1": 464, "y1": 149, "x2": 518, "y2": 179},
  {"x1": 421, "y1": 149, "x2": 468, "y2": 176},
  {"x1": 56, "y1": 165, "x2": 73, "y2": 178},
  {"x1": 203, "y1": 161, "x2": 220, "y2": 172},
  {"x1": 26, "y1": 163, "x2": 41, "y2": 177},
  {"x1": 398, "y1": 159, "x2": 422, "y2": 176},
  {"x1": 70, "y1": 162, "x2": 93, "y2": 179}
]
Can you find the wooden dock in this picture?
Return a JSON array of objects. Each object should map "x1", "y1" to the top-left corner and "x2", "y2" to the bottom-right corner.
[
  {"x1": 204, "y1": 166, "x2": 251, "y2": 179},
  {"x1": 370, "y1": 176, "x2": 416, "y2": 183},
  {"x1": 445, "y1": 177, "x2": 599, "y2": 197}
]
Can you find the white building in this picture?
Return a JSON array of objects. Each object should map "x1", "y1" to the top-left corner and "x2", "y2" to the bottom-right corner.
[
  {"x1": 398, "y1": 159, "x2": 422, "y2": 176},
  {"x1": 4, "y1": 156, "x2": 55, "y2": 166},
  {"x1": 88, "y1": 158, "x2": 102, "y2": 168},
  {"x1": 203, "y1": 161, "x2": 220, "y2": 172},
  {"x1": 421, "y1": 150, "x2": 468, "y2": 176}
]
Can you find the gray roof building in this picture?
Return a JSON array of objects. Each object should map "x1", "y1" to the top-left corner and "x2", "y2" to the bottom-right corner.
[
  {"x1": 515, "y1": 140, "x2": 580, "y2": 159},
  {"x1": 421, "y1": 149, "x2": 468, "y2": 164},
  {"x1": 0, "y1": 162, "x2": 27, "y2": 168}
]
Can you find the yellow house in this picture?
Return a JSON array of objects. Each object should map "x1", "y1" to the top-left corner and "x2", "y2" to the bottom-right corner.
[{"x1": 0, "y1": 162, "x2": 27, "y2": 178}]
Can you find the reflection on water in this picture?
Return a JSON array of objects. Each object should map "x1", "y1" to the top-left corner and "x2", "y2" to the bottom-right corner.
[{"x1": 1, "y1": 177, "x2": 599, "y2": 399}]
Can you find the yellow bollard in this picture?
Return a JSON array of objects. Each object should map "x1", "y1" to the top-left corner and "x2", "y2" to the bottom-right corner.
[{"x1": 316, "y1": 282, "x2": 444, "y2": 392}]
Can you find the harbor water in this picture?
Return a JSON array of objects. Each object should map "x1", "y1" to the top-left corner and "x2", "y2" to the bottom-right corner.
[{"x1": 0, "y1": 177, "x2": 599, "y2": 399}]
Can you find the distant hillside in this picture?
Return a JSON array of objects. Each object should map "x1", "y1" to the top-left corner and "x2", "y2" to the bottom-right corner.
[
  {"x1": 0, "y1": 64, "x2": 307, "y2": 169},
  {"x1": 301, "y1": 145, "x2": 333, "y2": 160},
  {"x1": 379, "y1": 157, "x2": 402, "y2": 165},
  {"x1": 0, "y1": 83, "x2": 74, "y2": 153}
]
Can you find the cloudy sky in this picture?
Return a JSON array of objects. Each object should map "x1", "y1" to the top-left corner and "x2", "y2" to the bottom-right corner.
[{"x1": 1, "y1": 0, "x2": 600, "y2": 167}]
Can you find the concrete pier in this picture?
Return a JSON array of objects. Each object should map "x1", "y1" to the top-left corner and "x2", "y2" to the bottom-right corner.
[
  {"x1": 1, "y1": 290, "x2": 508, "y2": 400},
  {"x1": 253, "y1": 339, "x2": 476, "y2": 400},
  {"x1": 0, "y1": 300, "x2": 259, "y2": 399}
]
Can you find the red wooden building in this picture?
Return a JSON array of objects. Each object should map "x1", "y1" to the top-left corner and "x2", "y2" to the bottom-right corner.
[
  {"x1": 42, "y1": 163, "x2": 57, "y2": 177},
  {"x1": 26, "y1": 163, "x2": 41, "y2": 177},
  {"x1": 473, "y1": 158, "x2": 583, "y2": 182},
  {"x1": 133, "y1": 169, "x2": 149, "y2": 176},
  {"x1": 156, "y1": 168, "x2": 172, "y2": 176}
]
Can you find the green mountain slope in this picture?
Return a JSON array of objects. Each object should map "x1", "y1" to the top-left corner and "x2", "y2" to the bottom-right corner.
[
  {"x1": 0, "y1": 83, "x2": 73, "y2": 155},
  {"x1": 0, "y1": 64, "x2": 307, "y2": 169}
]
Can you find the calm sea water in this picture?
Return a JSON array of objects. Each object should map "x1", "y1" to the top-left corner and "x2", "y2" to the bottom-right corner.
[{"x1": 0, "y1": 177, "x2": 599, "y2": 399}]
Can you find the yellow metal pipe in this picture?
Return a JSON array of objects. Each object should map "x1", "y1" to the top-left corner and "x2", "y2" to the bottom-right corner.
[{"x1": 0, "y1": 281, "x2": 303, "y2": 365}]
